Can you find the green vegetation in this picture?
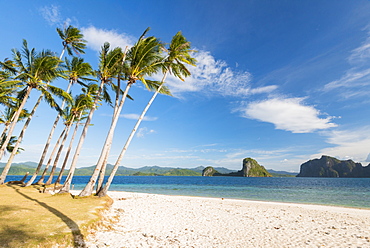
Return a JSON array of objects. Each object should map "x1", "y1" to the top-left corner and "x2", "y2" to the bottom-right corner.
[
  {"x1": 297, "y1": 155, "x2": 370, "y2": 177},
  {"x1": 248, "y1": 165, "x2": 271, "y2": 177},
  {"x1": 132, "y1": 172, "x2": 160, "y2": 176},
  {"x1": 242, "y1": 158, "x2": 272, "y2": 177},
  {"x1": 0, "y1": 184, "x2": 111, "y2": 248},
  {"x1": 202, "y1": 166, "x2": 221, "y2": 176},
  {"x1": 268, "y1": 172, "x2": 295, "y2": 177},
  {"x1": 203, "y1": 158, "x2": 272, "y2": 177},
  {"x1": 133, "y1": 169, "x2": 201, "y2": 176},
  {"x1": 163, "y1": 169, "x2": 201, "y2": 176}
]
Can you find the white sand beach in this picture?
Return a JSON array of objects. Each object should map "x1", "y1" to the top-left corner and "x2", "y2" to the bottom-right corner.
[{"x1": 83, "y1": 191, "x2": 370, "y2": 247}]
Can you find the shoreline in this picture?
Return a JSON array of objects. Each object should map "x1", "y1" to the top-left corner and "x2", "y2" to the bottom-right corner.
[
  {"x1": 77, "y1": 191, "x2": 370, "y2": 247},
  {"x1": 108, "y1": 190, "x2": 370, "y2": 211}
]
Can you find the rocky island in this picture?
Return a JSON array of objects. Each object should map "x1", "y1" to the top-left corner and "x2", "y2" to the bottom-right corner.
[
  {"x1": 202, "y1": 158, "x2": 272, "y2": 177},
  {"x1": 297, "y1": 155, "x2": 370, "y2": 177}
]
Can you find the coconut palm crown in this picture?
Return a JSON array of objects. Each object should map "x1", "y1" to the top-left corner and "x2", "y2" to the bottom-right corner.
[{"x1": 57, "y1": 25, "x2": 87, "y2": 57}]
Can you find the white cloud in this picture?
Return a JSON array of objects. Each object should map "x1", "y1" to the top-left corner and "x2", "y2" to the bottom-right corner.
[
  {"x1": 40, "y1": 5, "x2": 62, "y2": 26},
  {"x1": 164, "y1": 50, "x2": 277, "y2": 97},
  {"x1": 238, "y1": 97, "x2": 337, "y2": 133},
  {"x1": 314, "y1": 126, "x2": 370, "y2": 164},
  {"x1": 81, "y1": 26, "x2": 135, "y2": 52},
  {"x1": 366, "y1": 153, "x2": 370, "y2": 162},
  {"x1": 136, "y1": 127, "x2": 156, "y2": 138},
  {"x1": 120, "y1": 113, "x2": 158, "y2": 121}
]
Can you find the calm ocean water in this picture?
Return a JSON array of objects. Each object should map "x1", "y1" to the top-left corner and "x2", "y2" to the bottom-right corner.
[{"x1": 6, "y1": 175, "x2": 370, "y2": 209}]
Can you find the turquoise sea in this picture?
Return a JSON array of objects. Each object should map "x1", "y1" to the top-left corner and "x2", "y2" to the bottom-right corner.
[{"x1": 6, "y1": 176, "x2": 370, "y2": 209}]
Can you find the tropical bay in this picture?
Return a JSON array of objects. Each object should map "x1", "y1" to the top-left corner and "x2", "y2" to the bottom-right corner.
[{"x1": 5, "y1": 175, "x2": 370, "y2": 209}]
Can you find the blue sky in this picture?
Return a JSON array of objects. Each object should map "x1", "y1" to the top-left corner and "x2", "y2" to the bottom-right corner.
[{"x1": 1, "y1": 1, "x2": 370, "y2": 172}]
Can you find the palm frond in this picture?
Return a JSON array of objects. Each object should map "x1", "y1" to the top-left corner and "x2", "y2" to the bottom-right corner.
[
  {"x1": 142, "y1": 79, "x2": 172, "y2": 96},
  {"x1": 57, "y1": 25, "x2": 87, "y2": 56},
  {"x1": 46, "y1": 84, "x2": 73, "y2": 104}
]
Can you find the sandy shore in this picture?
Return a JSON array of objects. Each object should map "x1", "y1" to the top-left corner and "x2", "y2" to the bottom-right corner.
[{"x1": 82, "y1": 191, "x2": 370, "y2": 247}]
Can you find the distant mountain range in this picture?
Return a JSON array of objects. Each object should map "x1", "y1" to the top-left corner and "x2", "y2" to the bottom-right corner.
[{"x1": 0, "y1": 161, "x2": 297, "y2": 177}]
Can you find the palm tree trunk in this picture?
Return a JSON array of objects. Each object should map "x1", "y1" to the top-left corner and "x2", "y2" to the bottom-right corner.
[
  {"x1": 59, "y1": 47, "x2": 66, "y2": 60},
  {"x1": 55, "y1": 116, "x2": 81, "y2": 185},
  {"x1": 45, "y1": 121, "x2": 74, "y2": 185},
  {"x1": 0, "y1": 125, "x2": 9, "y2": 143},
  {"x1": 24, "y1": 115, "x2": 60, "y2": 186},
  {"x1": 95, "y1": 152, "x2": 109, "y2": 192},
  {"x1": 36, "y1": 127, "x2": 67, "y2": 184},
  {"x1": 0, "y1": 92, "x2": 43, "y2": 184},
  {"x1": 0, "y1": 86, "x2": 32, "y2": 160},
  {"x1": 25, "y1": 80, "x2": 73, "y2": 186},
  {"x1": 78, "y1": 83, "x2": 132, "y2": 197},
  {"x1": 58, "y1": 79, "x2": 106, "y2": 194},
  {"x1": 95, "y1": 77, "x2": 123, "y2": 191},
  {"x1": 96, "y1": 73, "x2": 168, "y2": 197}
]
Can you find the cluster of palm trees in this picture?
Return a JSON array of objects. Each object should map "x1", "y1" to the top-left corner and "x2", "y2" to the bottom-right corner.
[{"x1": 0, "y1": 25, "x2": 196, "y2": 197}]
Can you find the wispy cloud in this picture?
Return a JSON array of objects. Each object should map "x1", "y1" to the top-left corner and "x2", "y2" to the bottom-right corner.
[
  {"x1": 120, "y1": 113, "x2": 158, "y2": 121},
  {"x1": 164, "y1": 50, "x2": 277, "y2": 97},
  {"x1": 236, "y1": 97, "x2": 337, "y2": 133},
  {"x1": 136, "y1": 127, "x2": 156, "y2": 138},
  {"x1": 323, "y1": 27, "x2": 370, "y2": 98},
  {"x1": 348, "y1": 29, "x2": 370, "y2": 64},
  {"x1": 81, "y1": 26, "x2": 135, "y2": 52},
  {"x1": 315, "y1": 126, "x2": 370, "y2": 164},
  {"x1": 324, "y1": 67, "x2": 370, "y2": 91},
  {"x1": 39, "y1": 5, "x2": 71, "y2": 27},
  {"x1": 40, "y1": 5, "x2": 61, "y2": 25}
]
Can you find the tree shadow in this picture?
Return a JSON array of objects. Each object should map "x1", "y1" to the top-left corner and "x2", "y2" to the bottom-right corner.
[
  {"x1": 0, "y1": 225, "x2": 31, "y2": 248},
  {"x1": 8, "y1": 185, "x2": 86, "y2": 248},
  {"x1": 0, "y1": 205, "x2": 33, "y2": 247}
]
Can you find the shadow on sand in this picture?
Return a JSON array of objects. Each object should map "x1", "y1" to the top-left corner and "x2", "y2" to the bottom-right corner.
[{"x1": 9, "y1": 185, "x2": 86, "y2": 248}]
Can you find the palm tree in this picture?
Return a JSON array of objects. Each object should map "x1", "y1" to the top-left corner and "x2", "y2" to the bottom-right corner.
[
  {"x1": 79, "y1": 29, "x2": 166, "y2": 197},
  {"x1": 96, "y1": 31, "x2": 196, "y2": 197},
  {"x1": 58, "y1": 44, "x2": 123, "y2": 194},
  {"x1": 0, "y1": 107, "x2": 29, "y2": 142},
  {"x1": 0, "y1": 94, "x2": 44, "y2": 184},
  {"x1": 25, "y1": 25, "x2": 88, "y2": 186},
  {"x1": 46, "y1": 89, "x2": 95, "y2": 185},
  {"x1": 25, "y1": 57, "x2": 94, "y2": 186},
  {"x1": 54, "y1": 120, "x2": 79, "y2": 185},
  {"x1": 0, "y1": 40, "x2": 66, "y2": 160},
  {"x1": 0, "y1": 135, "x2": 23, "y2": 183},
  {"x1": 0, "y1": 85, "x2": 70, "y2": 185},
  {"x1": 57, "y1": 25, "x2": 86, "y2": 59},
  {"x1": 0, "y1": 135, "x2": 23, "y2": 156},
  {"x1": 44, "y1": 116, "x2": 74, "y2": 185},
  {"x1": 0, "y1": 75, "x2": 19, "y2": 109},
  {"x1": 0, "y1": 60, "x2": 23, "y2": 135},
  {"x1": 35, "y1": 127, "x2": 67, "y2": 184},
  {"x1": 54, "y1": 90, "x2": 94, "y2": 185}
]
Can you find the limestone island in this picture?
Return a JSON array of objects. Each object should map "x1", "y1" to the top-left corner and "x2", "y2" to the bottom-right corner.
[
  {"x1": 202, "y1": 158, "x2": 272, "y2": 177},
  {"x1": 297, "y1": 155, "x2": 370, "y2": 177}
]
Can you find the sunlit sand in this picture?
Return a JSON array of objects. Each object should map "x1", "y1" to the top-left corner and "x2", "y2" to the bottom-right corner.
[{"x1": 78, "y1": 191, "x2": 370, "y2": 247}]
